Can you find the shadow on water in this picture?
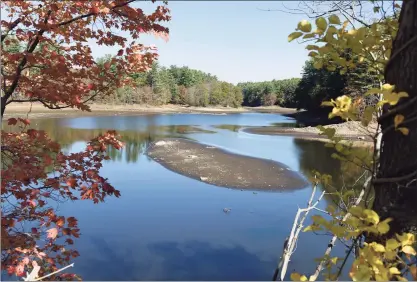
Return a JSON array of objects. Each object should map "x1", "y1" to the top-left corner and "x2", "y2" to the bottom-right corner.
[{"x1": 293, "y1": 138, "x2": 371, "y2": 204}]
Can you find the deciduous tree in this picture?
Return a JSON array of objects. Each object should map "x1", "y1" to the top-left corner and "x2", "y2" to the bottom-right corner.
[{"x1": 1, "y1": 0, "x2": 170, "y2": 279}]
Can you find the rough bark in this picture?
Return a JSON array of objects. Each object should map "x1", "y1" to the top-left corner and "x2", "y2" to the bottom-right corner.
[{"x1": 373, "y1": 0, "x2": 417, "y2": 235}]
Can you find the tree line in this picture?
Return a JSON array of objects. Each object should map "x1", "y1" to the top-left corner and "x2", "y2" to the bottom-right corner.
[{"x1": 93, "y1": 57, "x2": 244, "y2": 107}]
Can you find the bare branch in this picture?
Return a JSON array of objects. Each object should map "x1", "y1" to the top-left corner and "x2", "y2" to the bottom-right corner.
[{"x1": 309, "y1": 176, "x2": 370, "y2": 281}]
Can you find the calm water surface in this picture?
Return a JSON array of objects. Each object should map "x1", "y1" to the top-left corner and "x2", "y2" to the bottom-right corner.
[{"x1": 4, "y1": 113, "x2": 362, "y2": 280}]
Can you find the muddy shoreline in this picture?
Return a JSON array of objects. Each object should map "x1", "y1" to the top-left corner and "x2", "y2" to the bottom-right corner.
[
  {"x1": 3, "y1": 103, "x2": 297, "y2": 119},
  {"x1": 146, "y1": 138, "x2": 309, "y2": 191}
]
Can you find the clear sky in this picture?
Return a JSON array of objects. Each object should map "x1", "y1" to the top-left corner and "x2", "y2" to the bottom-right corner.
[
  {"x1": 90, "y1": 1, "x2": 310, "y2": 84},
  {"x1": 1, "y1": 1, "x2": 311, "y2": 84}
]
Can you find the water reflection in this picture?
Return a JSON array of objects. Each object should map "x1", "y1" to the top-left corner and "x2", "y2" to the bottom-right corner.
[
  {"x1": 293, "y1": 138, "x2": 370, "y2": 204},
  {"x1": 1, "y1": 114, "x2": 371, "y2": 281}
]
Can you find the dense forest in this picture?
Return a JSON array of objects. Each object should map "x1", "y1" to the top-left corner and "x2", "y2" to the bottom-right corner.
[
  {"x1": 94, "y1": 54, "x2": 375, "y2": 113},
  {"x1": 93, "y1": 56, "x2": 244, "y2": 107}
]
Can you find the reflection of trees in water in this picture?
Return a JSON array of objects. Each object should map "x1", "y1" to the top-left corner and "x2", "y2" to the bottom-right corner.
[
  {"x1": 2, "y1": 119, "x2": 200, "y2": 164},
  {"x1": 293, "y1": 138, "x2": 372, "y2": 204}
]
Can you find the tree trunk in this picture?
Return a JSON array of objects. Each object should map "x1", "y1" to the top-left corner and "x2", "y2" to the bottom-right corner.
[{"x1": 373, "y1": 0, "x2": 417, "y2": 235}]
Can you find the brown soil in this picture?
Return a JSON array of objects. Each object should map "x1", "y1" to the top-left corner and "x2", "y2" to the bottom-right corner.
[{"x1": 146, "y1": 138, "x2": 309, "y2": 191}]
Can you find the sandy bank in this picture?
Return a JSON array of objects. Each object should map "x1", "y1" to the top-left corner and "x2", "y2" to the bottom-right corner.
[
  {"x1": 3, "y1": 103, "x2": 297, "y2": 119},
  {"x1": 146, "y1": 138, "x2": 309, "y2": 191},
  {"x1": 244, "y1": 121, "x2": 376, "y2": 146}
]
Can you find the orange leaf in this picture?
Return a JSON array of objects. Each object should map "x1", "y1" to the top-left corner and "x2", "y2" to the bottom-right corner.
[{"x1": 56, "y1": 217, "x2": 65, "y2": 227}]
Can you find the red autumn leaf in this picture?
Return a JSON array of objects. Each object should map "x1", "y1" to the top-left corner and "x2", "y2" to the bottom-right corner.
[
  {"x1": 66, "y1": 238, "x2": 74, "y2": 245},
  {"x1": 66, "y1": 178, "x2": 77, "y2": 188},
  {"x1": 62, "y1": 228, "x2": 71, "y2": 235},
  {"x1": 18, "y1": 118, "x2": 30, "y2": 125},
  {"x1": 7, "y1": 118, "x2": 17, "y2": 125},
  {"x1": 56, "y1": 217, "x2": 65, "y2": 227},
  {"x1": 46, "y1": 227, "x2": 58, "y2": 239},
  {"x1": 15, "y1": 264, "x2": 25, "y2": 276}
]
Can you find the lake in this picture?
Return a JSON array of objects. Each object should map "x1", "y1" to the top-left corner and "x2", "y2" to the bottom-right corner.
[{"x1": 3, "y1": 112, "x2": 363, "y2": 281}]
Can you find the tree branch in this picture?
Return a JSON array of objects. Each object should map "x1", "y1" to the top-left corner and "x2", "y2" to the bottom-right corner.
[
  {"x1": 276, "y1": 180, "x2": 326, "y2": 281},
  {"x1": 308, "y1": 176, "x2": 370, "y2": 281}
]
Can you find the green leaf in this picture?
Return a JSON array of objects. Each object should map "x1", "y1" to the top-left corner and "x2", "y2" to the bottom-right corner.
[
  {"x1": 288, "y1": 32, "x2": 303, "y2": 42},
  {"x1": 328, "y1": 15, "x2": 341, "y2": 25},
  {"x1": 316, "y1": 17, "x2": 328, "y2": 31},
  {"x1": 308, "y1": 51, "x2": 318, "y2": 57}
]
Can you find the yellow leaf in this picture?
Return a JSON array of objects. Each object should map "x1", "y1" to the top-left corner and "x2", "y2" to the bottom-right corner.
[
  {"x1": 349, "y1": 206, "x2": 363, "y2": 217},
  {"x1": 396, "y1": 233, "x2": 415, "y2": 246},
  {"x1": 308, "y1": 51, "x2": 318, "y2": 57},
  {"x1": 330, "y1": 257, "x2": 338, "y2": 265},
  {"x1": 321, "y1": 101, "x2": 334, "y2": 107},
  {"x1": 291, "y1": 272, "x2": 307, "y2": 281},
  {"x1": 348, "y1": 29, "x2": 357, "y2": 36},
  {"x1": 398, "y1": 127, "x2": 409, "y2": 136},
  {"x1": 288, "y1": 32, "x2": 303, "y2": 42},
  {"x1": 370, "y1": 242, "x2": 385, "y2": 252},
  {"x1": 313, "y1": 60, "x2": 323, "y2": 69},
  {"x1": 298, "y1": 20, "x2": 312, "y2": 32},
  {"x1": 386, "y1": 238, "x2": 400, "y2": 251},
  {"x1": 402, "y1": 245, "x2": 416, "y2": 255},
  {"x1": 328, "y1": 15, "x2": 340, "y2": 25},
  {"x1": 385, "y1": 250, "x2": 397, "y2": 260},
  {"x1": 316, "y1": 17, "x2": 328, "y2": 31},
  {"x1": 303, "y1": 225, "x2": 314, "y2": 232},
  {"x1": 382, "y1": 83, "x2": 395, "y2": 92},
  {"x1": 377, "y1": 221, "x2": 390, "y2": 234},
  {"x1": 363, "y1": 209, "x2": 380, "y2": 224},
  {"x1": 365, "y1": 88, "x2": 382, "y2": 95},
  {"x1": 389, "y1": 267, "x2": 401, "y2": 275},
  {"x1": 394, "y1": 115, "x2": 405, "y2": 128},
  {"x1": 306, "y1": 45, "x2": 319, "y2": 50},
  {"x1": 303, "y1": 33, "x2": 316, "y2": 39}
]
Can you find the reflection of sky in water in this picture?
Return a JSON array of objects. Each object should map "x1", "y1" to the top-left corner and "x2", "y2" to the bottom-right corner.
[{"x1": 3, "y1": 113, "x2": 359, "y2": 280}]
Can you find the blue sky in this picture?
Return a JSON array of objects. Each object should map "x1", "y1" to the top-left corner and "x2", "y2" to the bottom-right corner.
[
  {"x1": 90, "y1": 1, "x2": 310, "y2": 84},
  {"x1": 1, "y1": 1, "x2": 310, "y2": 84}
]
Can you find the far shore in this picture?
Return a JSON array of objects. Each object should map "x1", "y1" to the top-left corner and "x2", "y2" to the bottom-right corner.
[
  {"x1": 3, "y1": 102, "x2": 373, "y2": 146},
  {"x1": 3, "y1": 102, "x2": 297, "y2": 119}
]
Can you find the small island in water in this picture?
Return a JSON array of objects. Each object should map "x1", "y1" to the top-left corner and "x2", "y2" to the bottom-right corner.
[{"x1": 147, "y1": 138, "x2": 310, "y2": 191}]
